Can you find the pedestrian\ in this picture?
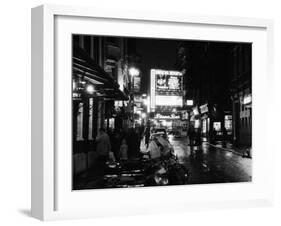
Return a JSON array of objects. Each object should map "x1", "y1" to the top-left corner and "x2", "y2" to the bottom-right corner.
[
  {"x1": 110, "y1": 129, "x2": 121, "y2": 161},
  {"x1": 95, "y1": 128, "x2": 111, "y2": 175},
  {"x1": 195, "y1": 128, "x2": 202, "y2": 148},
  {"x1": 144, "y1": 126, "x2": 150, "y2": 148},
  {"x1": 127, "y1": 128, "x2": 141, "y2": 159},
  {"x1": 222, "y1": 126, "x2": 227, "y2": 148},
  {"x1": 188, "y1": 125, "x2": 196, "y2": 153},
  {"x1": 119, "y1": 138, "x2": 128, "y2": 160}
]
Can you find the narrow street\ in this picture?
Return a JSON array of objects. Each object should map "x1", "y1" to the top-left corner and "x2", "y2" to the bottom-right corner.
[{"x1": 72, "y1": 35, "x2": 252, "y2": 190}]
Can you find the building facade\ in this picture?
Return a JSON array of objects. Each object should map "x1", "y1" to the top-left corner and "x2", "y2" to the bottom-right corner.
[
  {"x1": 72, "y1": 35, "x2": 132, "y2": 179},
  {"x1": 175, "y1": 42, "x2": 235, "y2": 142},
  {"x1": 230, "y1": 44, "x2": 252, "y2": 147}
]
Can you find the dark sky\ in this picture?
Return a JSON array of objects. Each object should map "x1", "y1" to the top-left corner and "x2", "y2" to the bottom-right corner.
[
  {"x1": 125, "y1": 36, "x2": 250, "y2": 110},
  {"x1": 128, "y1": 37, "x2": 181, "y2": 93}
]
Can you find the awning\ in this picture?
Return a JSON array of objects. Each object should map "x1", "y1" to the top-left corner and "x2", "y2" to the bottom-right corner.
[{"x1": 72, "y1": 44, "x2": 128, "y2": 101}]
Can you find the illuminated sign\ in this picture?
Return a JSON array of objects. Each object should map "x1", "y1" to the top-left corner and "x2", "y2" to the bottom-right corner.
[
  {"x1": 225, "y1": 115, "x2": 232, "y2": 120},
  {"x1": 155, "y1": 113, "x2": 181, "y2": 120},
  {"x1": 243, "y1": 94, "x2": 252, "y2": 105},
  {"x1": 73, "y1": 92, "x2": 82, "y2": 101},
  {"x1": 156, "y1": 74, "x2": 182, "y2": 92},
  {"x1": 186, "y1": 100, "x2": 194, "y2": 106},
  {"x1": 200, "y1": 104, "x2": 208, "y2": 114},
  {"x1": 193, "y1": 107, "x2": 199, "y2": 115},
  {"x1": 133, "y1": 76, "x2": 141, "y2": 92},
  {"x1": 155, "y1": 95, "x2": 182, "y2": 106},
  {"x1": 150, "y1": 69, "x2": 183, "y2": 110},
  {"x1": 213, "y1": 122, "x2": 221, "y2": 131}
]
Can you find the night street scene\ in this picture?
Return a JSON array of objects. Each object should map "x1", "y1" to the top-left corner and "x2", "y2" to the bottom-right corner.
[{"x1": 72, "y1": 35, "x2": 252, "y2": 190}]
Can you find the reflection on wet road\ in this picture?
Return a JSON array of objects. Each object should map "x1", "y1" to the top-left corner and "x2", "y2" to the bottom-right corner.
[{"x1": 168, "y1": 135, "x2": 252, "y2": 184}]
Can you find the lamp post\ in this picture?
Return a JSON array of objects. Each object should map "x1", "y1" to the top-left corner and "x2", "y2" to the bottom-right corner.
[{"x1": 129, "y1": 67, "x2": 140, "y2": 128}]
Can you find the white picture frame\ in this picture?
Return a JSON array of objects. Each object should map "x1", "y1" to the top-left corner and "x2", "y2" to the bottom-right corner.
[{"x1": 31, "y1": 4, "x2": 274, "y2": 221}]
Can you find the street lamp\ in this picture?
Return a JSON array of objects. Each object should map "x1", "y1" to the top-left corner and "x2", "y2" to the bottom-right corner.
[
  {"x1": 129, "y1": 67, "x2": 140, "y2": 77},
  {"x1": 86, "y1": 84, "x2": 95, "y2": 95}
]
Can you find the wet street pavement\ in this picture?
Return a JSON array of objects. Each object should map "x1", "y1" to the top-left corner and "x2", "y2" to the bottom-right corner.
[
  {"x1": 167, "y1": 135, "x2": 252, "y2": 184},
  {"x1": 75, "y1": 135, "x2": 252, "y2": 190}
]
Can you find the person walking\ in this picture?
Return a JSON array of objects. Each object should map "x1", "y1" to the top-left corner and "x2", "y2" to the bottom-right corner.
[
  {"x1": 95, "y1": 128, "x2": 111, "y2": 176},
  {"x1": 119, "y1": 138, "x2": 128, "y2": 160},
  {"x1": 188, "y1": 125, "x2": 196, "y2": 154},
  {"x1": 144, "y1": 126, "x2": 150, "y2": 148}
]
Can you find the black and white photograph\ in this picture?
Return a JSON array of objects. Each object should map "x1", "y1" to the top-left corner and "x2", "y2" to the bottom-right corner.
[{"x1": 72, "y1": 35, "x2": 252, "y2": 190}]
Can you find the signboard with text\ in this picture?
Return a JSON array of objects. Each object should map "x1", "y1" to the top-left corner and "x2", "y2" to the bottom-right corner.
[{"x1": 150, "y1": 69, "x2": 183, "y2": 110}]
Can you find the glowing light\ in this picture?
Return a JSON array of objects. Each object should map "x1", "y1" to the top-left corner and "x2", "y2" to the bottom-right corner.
[
  {"x1": 194, "y1": 120, "x2": 200, "y2": 128},
  {"x1": 147, "y1": 96, "x2": 151, "y2": 113},
  {"x1": 141, "y1": 113, "x2": 147, "y2": 118},
  {"x1": 161, "y1": 120, "x2": 167, "y2": 126},
  {"x1": 73, "y1": 81, "x2": 77, "y2": 90},
  {"x1": 243, "y1": 95, "x2": 252, "y2": 105},
  {"x1": 86, "y1": 84, "x2": 95, "y2": 94},
  {"x1": 186, "y1": 100, "x2": 194, "y2": 106},
  {"x1": 155, "y1": 95, "x2": 183, "y2": 106},
  {"x1": 129, "y1": 67, "x2": 140, "y2": 77}
]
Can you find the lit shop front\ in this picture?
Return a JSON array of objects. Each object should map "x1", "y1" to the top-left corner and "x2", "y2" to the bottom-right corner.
[
  {"x1": 211, "y1": 106, "x2": 233, "y2": 142},
  {"x1": 197, "y1": 103, "x2": 233, "y2": 142},
  {"x1": 199, "y1": 104, "x2": 210, "y2": 138},
  {"x1": 224, "y1": 114, "x2": 233, "y2": 138}
]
